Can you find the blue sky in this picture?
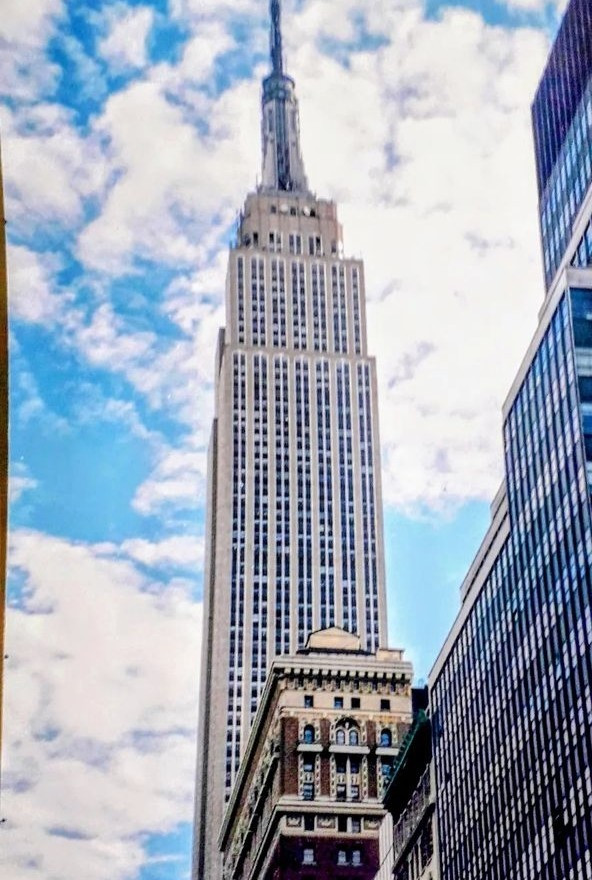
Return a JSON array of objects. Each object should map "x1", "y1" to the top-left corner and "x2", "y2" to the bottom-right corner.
[{"x1": 1, "y1": 0, "x2": 566, "y2": 878}]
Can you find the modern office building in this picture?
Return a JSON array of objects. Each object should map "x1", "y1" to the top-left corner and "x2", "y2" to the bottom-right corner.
[
  {"x1": 193, "y1": 3, "x2": 389, "y2": 876},
  {"x1": 430, "y1": 3, "x2": 592, "y2": 879},
  {"x1": 219, "y1": 627, "x2": 413, "y2": 880}
]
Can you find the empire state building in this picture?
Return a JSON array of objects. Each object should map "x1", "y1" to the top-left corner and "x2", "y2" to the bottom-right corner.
[{"x1": 193, "y1": 3, "x2": 389, "y2": 876}]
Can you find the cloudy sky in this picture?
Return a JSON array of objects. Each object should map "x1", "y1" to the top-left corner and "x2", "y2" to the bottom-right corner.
[{"x1": 1, "y1": 0, "x2": 566, "y2": 877}]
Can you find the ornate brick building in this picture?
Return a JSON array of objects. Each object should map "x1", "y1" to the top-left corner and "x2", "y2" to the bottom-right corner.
[{"x1": 219, "y1": 628, "x2": 413, "y2": 880}]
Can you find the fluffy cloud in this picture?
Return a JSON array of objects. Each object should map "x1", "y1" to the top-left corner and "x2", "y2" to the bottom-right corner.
[
  {"x1": 3, "y1": 530, "x2": 202, "y2": 880},
  {"x1": 98, "y1": 4, "x2": 155, "y2": 71},
  {"x1": 2, "y1": 102, "x2": 107, "y2": 230},
  {"x1": 121, "y1": 534, "x2": 205, "y2": 569},
  {"x1": 7, "y1": 245, "x2": 64, "y2": 325},
  {"x1": 284, "y1": 2, "x2": 549, "y2": 507},
  {"x1": 133, "y1": 443, "x2": 208, "y2": 515},
  {"x1": 0, "y1": 0, "x2": 63, "y2": 100},
  {"x1": 76, "y1": 74, "x2": 258, "y2": 272}
]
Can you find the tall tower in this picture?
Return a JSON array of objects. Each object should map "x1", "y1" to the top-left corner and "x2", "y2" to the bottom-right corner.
[{"x1": 193, "y1": 2, "x2": 388, "y2": 877}]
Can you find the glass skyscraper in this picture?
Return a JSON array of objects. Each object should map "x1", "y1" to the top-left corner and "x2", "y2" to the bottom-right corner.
[
  {"x1": 431, "y1": 3, "x2": 592, "y2": 879},
  {"x1": 192, "y1": 4, "x2": 388, "y2": 877}
]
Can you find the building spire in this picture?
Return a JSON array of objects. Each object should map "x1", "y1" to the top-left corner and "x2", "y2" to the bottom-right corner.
[
  {"x1": 260, "y1": 0, "x2": 310, "y2": 194},
  {"x1": 270, "y1": 0, "x2": 284, "y2": 76}
]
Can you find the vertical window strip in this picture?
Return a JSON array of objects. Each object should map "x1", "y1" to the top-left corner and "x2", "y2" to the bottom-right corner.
[
  {"x1": 291, "y1": 260, "x2": 307, "y2": 349},
  {"x1": 296, "y1": 359, "x2": 313, "y2": 645},
  {"x1": 237, "y1": 255, "x2": 245, "y2": 344},
  {"x1": 251, "y1": 257, "x2": 266, "y2": 346},
  {"x1": 337, "y1": 363, "x2": 356, "y2": 633},
  {"x1": 332, "y1": 264, "x2": 348, "y2": 353},
  {"x1": 271, "y1": 259, "x2": 287, "y2": 348},
  {"x1": 274, "y1": 356, "x2": 291, "y2": 656},
  {"x1": 226, "y1": 352, "x2": 246, "y2": 799},
  {"x1": 317, "y1": 360, "x2": 335, "y2": 629},
  {"x1": 251, "y1": 355, "x2": 269, "y2": 719},
  {"x1": 352, "y1": 266, "x2": 362, "y2": 355},
  {"x1": 358, "y1": 363, "x2": 378, "y2": 650},
  {"x1": 312, "y1": 263, "x2": 328, "y2": 352}
]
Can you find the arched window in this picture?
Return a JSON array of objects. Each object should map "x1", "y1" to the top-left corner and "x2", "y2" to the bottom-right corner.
[
  {"x1": 303, "y1": 725, "x2": 315, "y2": 744},
  {"x1": 336, "y1": 728, "x2": 346, "y2": 745},
  {"x1": 380, "y1": 729, "x2": 392, "y2": 747},
  {"x1": 349, "y1": 728, "x2": 359, "y2": 746}
]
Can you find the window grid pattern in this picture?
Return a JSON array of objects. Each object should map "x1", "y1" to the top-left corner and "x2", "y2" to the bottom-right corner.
[
  {"x1": 274, "y1": 356, "x2": 291, "y2": 656},
  {"x1": 271, "y1": 259, "x2": 287, "y2": 347},
  {"x1": 352, "y1": 266, "x2": 362, "y2": 355},
  {"x1": 332, "y1": 264, "x2": 348, "y2": 354},
  {"x1": 432, "y1": 291, "x2": 592, "y2": 880},
  {"x1": 226, "y1": 352, "x2": 247, "y2": 799},
  {"x1": 296, "y1": 359, "x2": 313, "y2": 645},
  {"x1": 317, "y1": 359, "x2": 335, "y2": 630},
  {"x1": 291, "y1": 260, "x2": 307, "y2": 349},
  {"x1": 251, "y1": 355, "x2": 269, "y2": 719},
  {"x1": 358, "y1": 363, "x2": 379, "y2": 650},
  {"x1": 337, "y1": 362, "x2": 357, "y2": 634},
  {"x1": 539, "y1": 76, "x2": 592, "y2": 288},
  {"x1": 251, "y1": 257, "x2": 266, "y2": 345},
  {"x1": 312, "y1": 263, "x2": 328, "y2": 352}
]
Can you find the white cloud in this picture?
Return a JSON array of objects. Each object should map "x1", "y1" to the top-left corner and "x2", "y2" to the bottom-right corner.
[
  {"x1": 0, "y1": 0, "x2": 63, "y2": 100},
  {"x1": 76, "y1": 75, "x2": 259, "y2": 272},
  {"x1": 133, "y1": 443, "x2": 208, "y2": 515},
  {"x1": 7, "y1": 244, "x2": 64, "y2": 325},
  {"x1": 282, "y1": 2, "x2": 550, "y2": 508},
  {"x1": 121, "y1": 535, "x2": 204, "y2": 569},
  {"x1": 98, "y1": 4, "x2": 155, "y2": 72},
  {"x1": 9, "y1": 463, "x2": 39, "y2": 503},
  {"x1": 2, "y1": 529, "x2": 202, "y2": 880},
  {"x1": 2, "y1": 102, "x2": 107, "y2": 228}
]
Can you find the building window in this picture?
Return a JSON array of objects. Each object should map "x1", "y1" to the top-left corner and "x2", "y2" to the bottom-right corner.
[
  {"x1": 303, "y1": 847, "x2": 315, "y2": 865},
  {"x1": 380, "y1": 729, "x2": 392, "y2": 747},
  {"x1": 380, "y1": 699, "x2": 391, "y2": 711},
  {"x1": 303, "y1": 782, "x2": 315, "y2": 801},
  {"x1": 352, "y1": 849, "x2": 362, "y2": 866},
  {"x1": 351, "y1": 697, "x2": 360, "y2": 709},
  {"x1": 350, "y1": 817, "x2": 361, "y2": 833},
  {"x1": 337, "y1": 850, "x2": 348, "y2": 865},
  {"x1": 304, "y1": 695, "x2": 314, "y2": 708},
  {"x1": 349, "y1": 729, "x2": 359, "y2": 746},
  {"x1": 303, "y1": 725, "x2": 315, "y2": 744},
  {"x1": 302, "y1": 755, "x2": 314, "y2": 773},
  {"x1": 336, "y1": 783, "x2": 347, "y2": 801},
  {"x1": 338, "y1": 816, "x2": 347, "y2": 832},
  {"x1": 334, "y1": 697, "x2": 344, "y2": 709},
  {"x1": 336, "y1": 728, "x2": 346, "y2": 745},
  {"x1": 304, "y1": 814, "x2": 315, "y2": 831}
]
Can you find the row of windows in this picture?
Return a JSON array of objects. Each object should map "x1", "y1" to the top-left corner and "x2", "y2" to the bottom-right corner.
[
  {"x1": 302, "y1": 846, "x2": 363, "y2": 867},
  {"x1": 234, "y1": 254, "x2": 364, "y2": 354}
]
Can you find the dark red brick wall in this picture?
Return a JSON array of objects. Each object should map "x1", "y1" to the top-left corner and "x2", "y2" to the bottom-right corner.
[
  {"x1": 282, "y1": 717, "x2": 300, "y2": 796},
  {"x1": 263, "y1": 835, "x2": 380, "y2": 880},
  {"x1": 319, "y1": 719, "x2": 331, "y2": 796}
]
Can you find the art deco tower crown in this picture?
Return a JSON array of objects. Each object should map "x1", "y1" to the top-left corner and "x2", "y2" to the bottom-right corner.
[{"x1": 260, "y1": 0, "x2": 309, "y2": 193}]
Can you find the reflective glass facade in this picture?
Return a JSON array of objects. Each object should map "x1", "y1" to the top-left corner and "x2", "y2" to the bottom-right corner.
[
  {"x1": 532, "y1": 0, "x2": 592, "y2": 288},
  {"x1": 432, "y1": 285, "x2": 592, "y2": 880}
]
